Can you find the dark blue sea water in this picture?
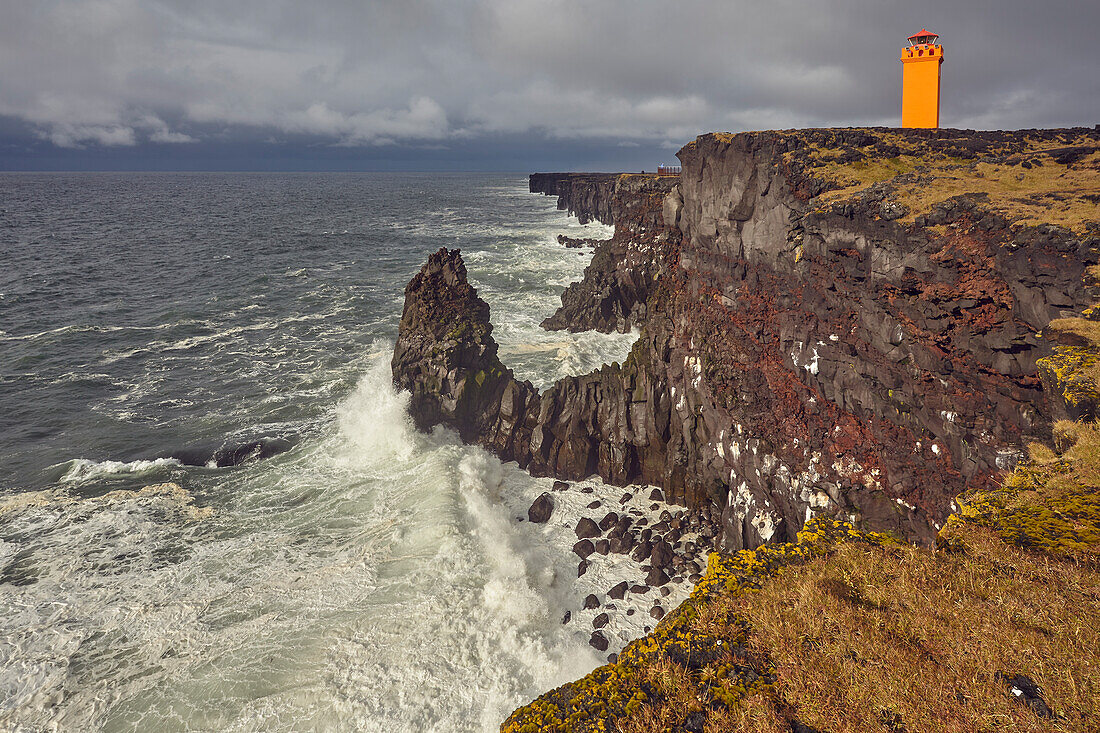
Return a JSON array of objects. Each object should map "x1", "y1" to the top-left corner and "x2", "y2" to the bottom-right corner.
[{"x1": 0, "y1": 173, "x2": 684, "y2": 731}]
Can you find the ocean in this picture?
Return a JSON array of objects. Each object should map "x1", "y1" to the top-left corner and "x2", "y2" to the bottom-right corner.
[{"x1": 0, "y1": 173, "x2": 689, "y2": 731}]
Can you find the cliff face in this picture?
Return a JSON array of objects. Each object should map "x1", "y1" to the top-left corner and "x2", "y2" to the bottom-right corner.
[
  {"x1": 396, "y1": 128, "x2": 1099, "y2": 552},
  {"x1": 539, "y1": 174, "x2": 679, "y2": 333},
  {"x1": 529, "y1": 173, "x2": 618, "y2": 226}
]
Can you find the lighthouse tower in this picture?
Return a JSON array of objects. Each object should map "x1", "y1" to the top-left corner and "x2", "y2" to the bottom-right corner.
[{"x1": 901, "y1": 29, "x2": 943, "y2": 128}]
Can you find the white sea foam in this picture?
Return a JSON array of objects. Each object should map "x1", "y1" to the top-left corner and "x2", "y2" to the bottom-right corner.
[
  {"x1": 59, "y1": 457, "x2": 182, "y2": 483},
  {"x1": 2, "y1": 350, "x2": 693, "y2": 732},
  {"x1": 0, "y1": 179, "x2": 678, "y2": 732}
]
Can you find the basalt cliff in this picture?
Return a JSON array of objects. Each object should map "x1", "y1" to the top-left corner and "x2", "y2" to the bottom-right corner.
[{"x1": 395, "y1": 127, "x2": 1100, "y2": 554}]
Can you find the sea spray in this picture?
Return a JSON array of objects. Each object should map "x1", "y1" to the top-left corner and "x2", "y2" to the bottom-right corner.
[{"x1": 0, "y1": 173, "x2": 651, "y2": 732}]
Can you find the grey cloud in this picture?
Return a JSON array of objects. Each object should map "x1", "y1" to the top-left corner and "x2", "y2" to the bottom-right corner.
[{"x1": 0, "y1": 0, "x2": 1095, "y2": 158}]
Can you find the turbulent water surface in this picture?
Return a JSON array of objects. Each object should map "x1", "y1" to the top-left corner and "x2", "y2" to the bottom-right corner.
[{"x1": 0, "y1": 173, "x2": 689, "y2": 732}]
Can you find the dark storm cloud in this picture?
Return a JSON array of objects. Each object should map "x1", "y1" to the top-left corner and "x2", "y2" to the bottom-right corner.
[{"x1": 0, "y1": 0, "x2": 1095, "y2": 167}]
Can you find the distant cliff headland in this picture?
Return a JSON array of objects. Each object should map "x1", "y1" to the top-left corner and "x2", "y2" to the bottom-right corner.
[{"x1": 392, "y1": 127, "x2": 1100, "y2": 730}]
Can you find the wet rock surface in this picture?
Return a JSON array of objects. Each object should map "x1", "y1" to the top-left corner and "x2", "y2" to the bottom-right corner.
[{"x1": 527, "y1": 492, "x2": 553, "y2": 523}]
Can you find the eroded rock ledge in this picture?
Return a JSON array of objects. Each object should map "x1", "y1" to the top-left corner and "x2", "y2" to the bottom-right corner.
[
  {"x1": 396, "y1": 128, "x2": 1100, "y2": 552},
  {"x1": 539, "y1": 174, "x2": 679, "y2": 333},
  {"x1": 529, "y1": 172, "x2": 617, "y2": 226}
]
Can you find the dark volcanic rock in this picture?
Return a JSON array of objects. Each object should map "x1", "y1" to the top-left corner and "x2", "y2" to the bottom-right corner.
[
  {"x1": 527, "y1": 493, "x2": 554, "y2": 523},
  {"x1": 630, "y1": 541, "x2": 652, "y2": 563},
  {"x1": 599, "y1": 512, "x2": 620, "y2": 531},
  {"x1": 573, "y1": 540, "x2": 594, "y2": 559},
  {"x1": 649, "y1": 540, "x2": 674, "y2": 569},
  {"x1": 391, "y1": 248, "x2": 535, "y2": 445},
  {"x1": 552, "y1": 480, "x2": 569, "y2": 491},
  {"x1": 530, "y1": 173, "x2": 617, "y2": 226},
  {"x1": 589, "y1": 631, "x2": 609, "y2": 652},
  {"x1": 558, "y1": 234, "x2": 606, "y2": 249},
  {"x1": 538, "y1": 174, "x2": 679, "y2": 334},
  {"x1": 592, "y1": 613, "x2": 610, "y2": 629},
  {"x1": 576, "y1": 517, "x2": 601, "y2": 539},
  {"x1": 650, "y1": 605, "x2": 665, "y2": 620},
  {"x1": 578, "y1": 559, "x2": 589, "y2": 577},
  {"x1": 583, "y1": 594, "x2": 600, "y2": 610},
  {"x1": 608, "y1": 581, "x2": 629, "y2": 600},
  {"x1": 646, "y1": 567, "x2": 670, "y2": 587},
  {"x1": 594, "y1": 539, "x2": 610, "y2": 555},
  {"x1": 396, "y1": 128, "x2": 1100, "y2": 558}
]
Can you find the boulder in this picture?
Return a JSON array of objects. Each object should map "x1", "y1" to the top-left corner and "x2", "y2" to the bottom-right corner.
[
  {"x1": 646, "y1": 567, "x2": 670, "y2": 587},
  {"x1": 527, "y1": 493, "x2": 554, "y2": 523},
  {"x1": 589, "y1": 631, "x2": 609, "y2": 652},
  {"x1": 594, "y1": 539, "x2": 610, "y2": 555},
  {"x1": 583, "y1": 594, "x2": 600, "y2": 610},
  {"x1": 592, "y1": 613, "x2": 610, "y2": 629},
  {"x1": 650, "y1": 540, "x2": 674, "y2": 568},
  {"x1": 650, "y1": 605, "x2": 665, "y2": 620},
  {"x1": 552, "y1": 481, "x2": 569, "y2": 491},
  {"x1": 574, "y1": 540, "x2": 594, "y2": 559},
  {"x1": 608, "y1": 581, "x2": 629, "y2": 600},
  {"x1": 576, "y1": 517, "x2": 601, "y2": 539}
]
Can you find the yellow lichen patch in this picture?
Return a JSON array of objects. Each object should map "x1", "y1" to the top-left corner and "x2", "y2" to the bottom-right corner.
[
  {"x1": 944, "y1": 422, "x2": 1100, "y2": 561},
  {"x1": 1039, "y1": 304, "x2": 1100, "y2": 421}
]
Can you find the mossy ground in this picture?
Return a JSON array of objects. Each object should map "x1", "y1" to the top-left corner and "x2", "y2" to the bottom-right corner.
[
  {"x1": 504, "y1": 470, "x2": 1100, "y2": 732},
  {"x1": 788, "y1": 129, "x2": 1099, "y2": 233}
]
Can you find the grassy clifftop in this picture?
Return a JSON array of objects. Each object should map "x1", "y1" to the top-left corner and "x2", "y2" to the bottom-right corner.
[{"x1": 788, "y1": 127, "x2": 1099, "y2": 233}]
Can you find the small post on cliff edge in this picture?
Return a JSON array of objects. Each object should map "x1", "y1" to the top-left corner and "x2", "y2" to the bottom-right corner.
[{"x1": 901, "y1": 29, "x2": 943, "y2": 128}]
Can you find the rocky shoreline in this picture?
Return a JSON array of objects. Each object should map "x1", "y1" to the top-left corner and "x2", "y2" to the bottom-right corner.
[
  {"x1": 396, "y1": 128, "x2": 1100, "y2": 555},
  {"x1": 520, "y1": 476, "x2": 725, "y2": 659}
]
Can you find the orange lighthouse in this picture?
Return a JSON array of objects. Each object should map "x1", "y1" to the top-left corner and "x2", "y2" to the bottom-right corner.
[{"x1": 901, "y1": 29, "x2": 943, "y2": 128}]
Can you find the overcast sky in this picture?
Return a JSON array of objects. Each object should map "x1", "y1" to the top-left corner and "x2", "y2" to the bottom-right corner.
[{"x1": 0, "y1": 0, "x2": 1096, "y2": 170}]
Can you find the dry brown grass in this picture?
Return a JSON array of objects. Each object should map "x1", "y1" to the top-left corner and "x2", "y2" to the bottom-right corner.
[{"x1": 734, "y1": 535, "x2": 1100, "y2": 732}]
